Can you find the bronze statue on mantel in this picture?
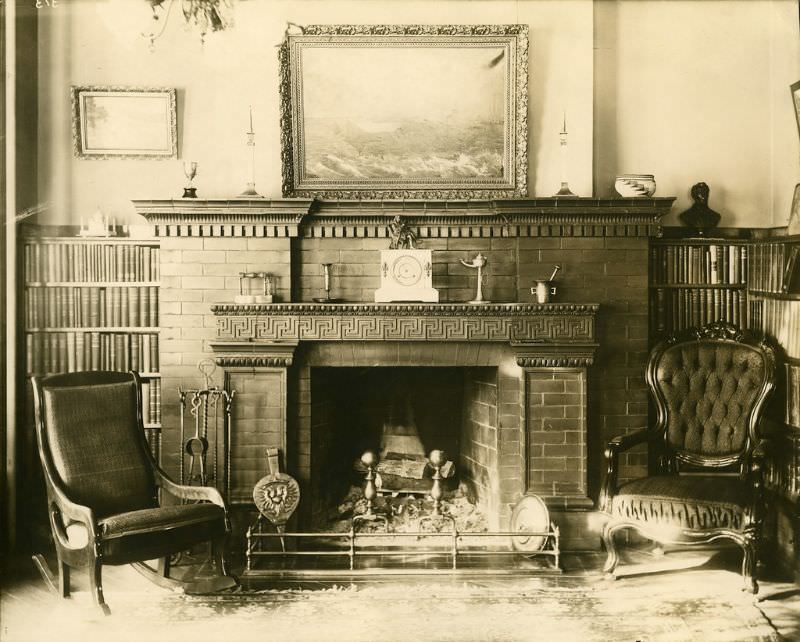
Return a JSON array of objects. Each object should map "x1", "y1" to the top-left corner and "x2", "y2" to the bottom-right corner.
[
  {"x1": 678, "y1": 182, "x2": 721, "y2": 237},
  {"x1": 388, "y1": 215, "x2": 417, "y2": 249}
]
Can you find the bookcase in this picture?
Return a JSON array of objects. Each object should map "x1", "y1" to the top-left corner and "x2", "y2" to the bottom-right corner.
[
  {"x1": 22, "y1": 235, "x2": 162, "y2": 459},
  {"x1": 746, "y1": 234, "x2": 800, "y2": 581},
  {"x1": 648, "y1": 238, "x2": 749, "y2": 338}
]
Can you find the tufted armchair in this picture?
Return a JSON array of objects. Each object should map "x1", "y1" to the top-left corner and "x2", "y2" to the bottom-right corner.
[
  {"x1": 30, "y1": 371, "x2": 236, "y2": 614},
  {"x1": 599, "y1": 322, "x2": 775, "y2": 593}
]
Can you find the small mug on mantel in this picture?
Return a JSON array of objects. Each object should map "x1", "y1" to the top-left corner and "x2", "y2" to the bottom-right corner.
[{"x1": 531, "y1": 281, "x2": 557, "y2": 304}]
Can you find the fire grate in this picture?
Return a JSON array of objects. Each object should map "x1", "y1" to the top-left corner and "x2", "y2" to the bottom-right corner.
[{"x1": 243, "y1": 450, "x2": 560, "y2": 579}]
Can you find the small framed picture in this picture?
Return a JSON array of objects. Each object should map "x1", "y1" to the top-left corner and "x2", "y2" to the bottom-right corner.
[
  {"x1": 71, "y1": 86, "x2": 177, "y2": 159},
  {"x1": 792, "y1": 80, "x2": 800, "y2": 143},
  {"x1": 789, "y1": 182, "x2": 800, "y2": 236}
]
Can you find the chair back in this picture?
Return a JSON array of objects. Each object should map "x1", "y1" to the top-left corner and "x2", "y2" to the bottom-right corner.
[
  {"x1": 646, "y1": 323, "x2": 775, "y2": 469},
  {"x1": 32, "y1": 371, "x2": 158, "y2": 518}
]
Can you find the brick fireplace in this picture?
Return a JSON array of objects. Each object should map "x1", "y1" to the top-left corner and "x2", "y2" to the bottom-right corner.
[
  {"x1": 210, "y1": 301, "x2": 597, "y2": 528},
  {"x1": 134, "y1": 197, "x2": 672, "y2": 543}
]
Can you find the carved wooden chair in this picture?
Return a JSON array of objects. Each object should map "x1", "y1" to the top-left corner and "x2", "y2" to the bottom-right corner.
[
  {"x1": 31, "y1": 371, "x2": 236, "y2": 614},
  {"x1": 600, "y1": 322, "x2": 775, "y2": 593}
]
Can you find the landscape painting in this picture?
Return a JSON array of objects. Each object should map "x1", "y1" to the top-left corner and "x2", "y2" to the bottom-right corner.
[
  {"x1": 280, "y1": 25, "x2": 528, "y2": 199},
  {"x1": 72, "y1": 86, "x2": 177, "y2": 159}
]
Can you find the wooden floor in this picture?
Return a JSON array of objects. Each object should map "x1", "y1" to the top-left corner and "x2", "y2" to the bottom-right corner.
[{"x1": 2, "y1": 546, "x2": 799, "y2": 641}]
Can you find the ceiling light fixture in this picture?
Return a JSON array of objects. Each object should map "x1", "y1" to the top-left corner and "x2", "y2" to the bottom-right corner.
[{"x1": 143, "y1": 0, "x2": 234, "y2": 49}]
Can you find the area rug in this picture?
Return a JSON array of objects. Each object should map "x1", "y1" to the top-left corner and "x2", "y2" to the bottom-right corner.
[{"x1": 2, "y1": 567, "x2": 781, "y2": 642}]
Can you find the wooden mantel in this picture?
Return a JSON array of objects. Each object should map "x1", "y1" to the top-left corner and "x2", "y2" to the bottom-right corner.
[
  {"x1": 209, "y1": 302, "x2": 599, "y2": 369},
  {"x1": 132, "y1": 197, "x2": 675, "y2": 238}
]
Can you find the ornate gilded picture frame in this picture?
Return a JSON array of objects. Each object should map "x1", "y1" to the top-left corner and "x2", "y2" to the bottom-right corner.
[
  {"x1": 279, "y1": 25, "x2": 529, "y2": 199},
  {"x1": 71, "y1": 86, "x2": 178, "y2": 159}
]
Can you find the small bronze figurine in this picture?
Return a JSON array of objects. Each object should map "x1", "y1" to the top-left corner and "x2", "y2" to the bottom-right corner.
[
  {"x1": 388, "y1": 215, "x2": 417, "y2": 249},
  {"x1": 679, "y1": 182, "x2": 721, "y2": 236}
]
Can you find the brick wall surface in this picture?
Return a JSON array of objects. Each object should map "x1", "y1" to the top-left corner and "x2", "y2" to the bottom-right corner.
[
  {"x1": 460, "y1": 368, "x2": 499, "y2": 523},
  {"x1": 514, "y1": 236, "x2": 650, "y2": 490},
  {"x1": 296, "y1": 236, "x2": 517, "y2": 303},
  {"x1": 156, "y1": 232, "x2": 649, "y2": 512},
  {"x1": 525, "y1": 369, "x2": 587, "y2": 499},
  {"x1": 157, "y1": 236, "x2": 290, "y2": 483}
]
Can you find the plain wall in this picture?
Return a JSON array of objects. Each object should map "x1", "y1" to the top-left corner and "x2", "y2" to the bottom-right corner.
[
  {"x1": 35, "y1": 0, "x2": 800, "y2": 227},
  {"x1": 36, "y1": 0, "x2": 594, "y2": 225},
  {"x1": 595, "y1": 0, "x2": 800, "y2": 227}
]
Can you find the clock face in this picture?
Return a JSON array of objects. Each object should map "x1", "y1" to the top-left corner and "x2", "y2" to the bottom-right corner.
[{"x1": 391, "y1": 254, "x2": 423, "y2": 286}]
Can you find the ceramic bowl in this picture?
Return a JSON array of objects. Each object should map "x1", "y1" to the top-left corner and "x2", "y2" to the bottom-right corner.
[{"x1": 615, "y1": 174, "x2": 656, "y2": 197}]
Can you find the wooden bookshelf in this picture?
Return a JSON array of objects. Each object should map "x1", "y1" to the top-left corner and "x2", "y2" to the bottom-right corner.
[
  {"x1": 22, "y1": 235, "x2": 162, "y2": 460},
  {"x1": 649, "y1": 238, "x2": 748, "y2": 338},
  {"x1": 746, "y1": 234, "x2": 800, "y2": 582}
]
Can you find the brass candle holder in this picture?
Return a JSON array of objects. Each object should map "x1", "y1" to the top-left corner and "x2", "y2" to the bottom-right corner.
[{"x1": 313, "y1": 262, "x2": 343, "y2": 303}]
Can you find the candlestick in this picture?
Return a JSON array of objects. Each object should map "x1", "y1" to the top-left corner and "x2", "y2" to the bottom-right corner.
[
  {"x1": 240, "y1": 105, "x2": 263, "y2": 198},
  {"x1": 554, "y1": 110, "x2": 577, "y2": 198}
]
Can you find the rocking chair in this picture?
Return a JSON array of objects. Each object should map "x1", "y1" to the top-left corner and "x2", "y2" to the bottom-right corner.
[{"x1": 31, "y1": 371, "x2": 236, "y2": 614}]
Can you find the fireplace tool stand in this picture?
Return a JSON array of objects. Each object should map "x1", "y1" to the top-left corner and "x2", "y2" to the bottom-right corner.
[
  {"x1": 242, "y1": 450, "x2": 560, "y2": 581},
  {"x1": 179, "y1": 360, "x2": 235, "y2": 498}
]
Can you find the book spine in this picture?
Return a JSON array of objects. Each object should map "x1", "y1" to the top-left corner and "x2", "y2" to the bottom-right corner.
[
  {"x1": 129, "y1": 287, "x2": 139, "y2": 327},
  {"x1": 141, "y1": 380, "x2": 151, "y2": 424}
]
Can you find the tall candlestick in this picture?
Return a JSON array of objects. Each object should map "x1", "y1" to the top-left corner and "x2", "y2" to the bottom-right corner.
[
  {"x1": 554, "y1": 110, "x2": 577, "y2": 198},
  {"x1": 240, "y1": 105, "x2": 263, "y2": 198}
]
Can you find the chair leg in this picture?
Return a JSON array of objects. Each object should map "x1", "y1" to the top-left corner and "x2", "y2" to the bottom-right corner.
[
  {"x1": 157, "y1": 555, "x2": 171, "y2": 579},
  {"x1": 89, "y1": 557, "x2": 111, "y2": 616},
  {"x1": 741, "y1": 534, "x2": 759, "y2": 595},
  {"x1": 602, "y1": 522, "x2": 621, "y2": 579},
  {"x1": 58, "y1": 561, "x2": 70, "y2": 598}
]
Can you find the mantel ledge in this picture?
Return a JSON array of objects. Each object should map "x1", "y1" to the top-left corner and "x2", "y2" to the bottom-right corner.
[{"x1": 210, "y1": 302, "x2": 600, "y2": 317}]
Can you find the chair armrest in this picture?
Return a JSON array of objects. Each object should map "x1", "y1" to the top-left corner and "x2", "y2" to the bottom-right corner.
[
  {"x1": 45, "y1": 481, "x2": 98, "y2": 549},
  {"x1": 599, "y1": 429, "x2": 649, "y2": 513},
  {"x1": 746, "y1": 437, "x2": 771, "y2": 524},
  {"x1": 608, "y1": 429, "x2": 650, "y2": 454},
  {"x1": 154, "y1": 468, "x2": 227, "y2": 510}
]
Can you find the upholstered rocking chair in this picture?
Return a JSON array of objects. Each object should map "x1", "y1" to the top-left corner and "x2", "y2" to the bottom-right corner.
[
  {"x1": 31, "y1": 371, "x2": 236, "y2": 614},
  {"x1": 600, "y1": 322, "x2": 775, "y2": 593}
]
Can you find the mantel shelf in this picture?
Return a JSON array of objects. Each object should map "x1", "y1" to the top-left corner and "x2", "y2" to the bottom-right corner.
[
  {"x1": 133, "y1": 197, "x2": 675, "y2": 239},
  {"x1": 210, "y1": 302, "x2": 600, "y2": 316},
  {"x1": 211, "y1": 301, "x2": 599, "y2": 368}
]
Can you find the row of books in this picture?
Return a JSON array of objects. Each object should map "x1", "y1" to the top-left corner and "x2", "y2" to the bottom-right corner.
[
  {"x1": 650, "y1": 287, "x2": 746, "y2": 335},
  {"x1": 140, "y1": 379, "x2": 162, "y2": 426},
  {"x1": 747, "y1": 242, "x2": 800, "y2": 294},
  {"x1": 650, "y1": 243, "x2": 747, "y2": 285},
  {"x1": 144, "y1": 427, "x2": 162, "y2": 461},
  {"x1": 24, "y1": 242, "x2": 160, "y2": 283},
  {"x1": 26, "y1": 331, "x2": 160, "y2": 375},
  {"x1": 748, "y1": 299, "x2": 800, "y2": 359},
  {"x1": 785, "y1": 364, "x2": 800, "y2": 429},
  {"x1": 25, "y1": 286, "x2": 159, "y2": 329}
]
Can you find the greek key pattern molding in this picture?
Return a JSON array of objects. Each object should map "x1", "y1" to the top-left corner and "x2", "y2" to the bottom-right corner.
[{"x1": 213, "y1": 304, "x2": 596, "y2": 344}]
